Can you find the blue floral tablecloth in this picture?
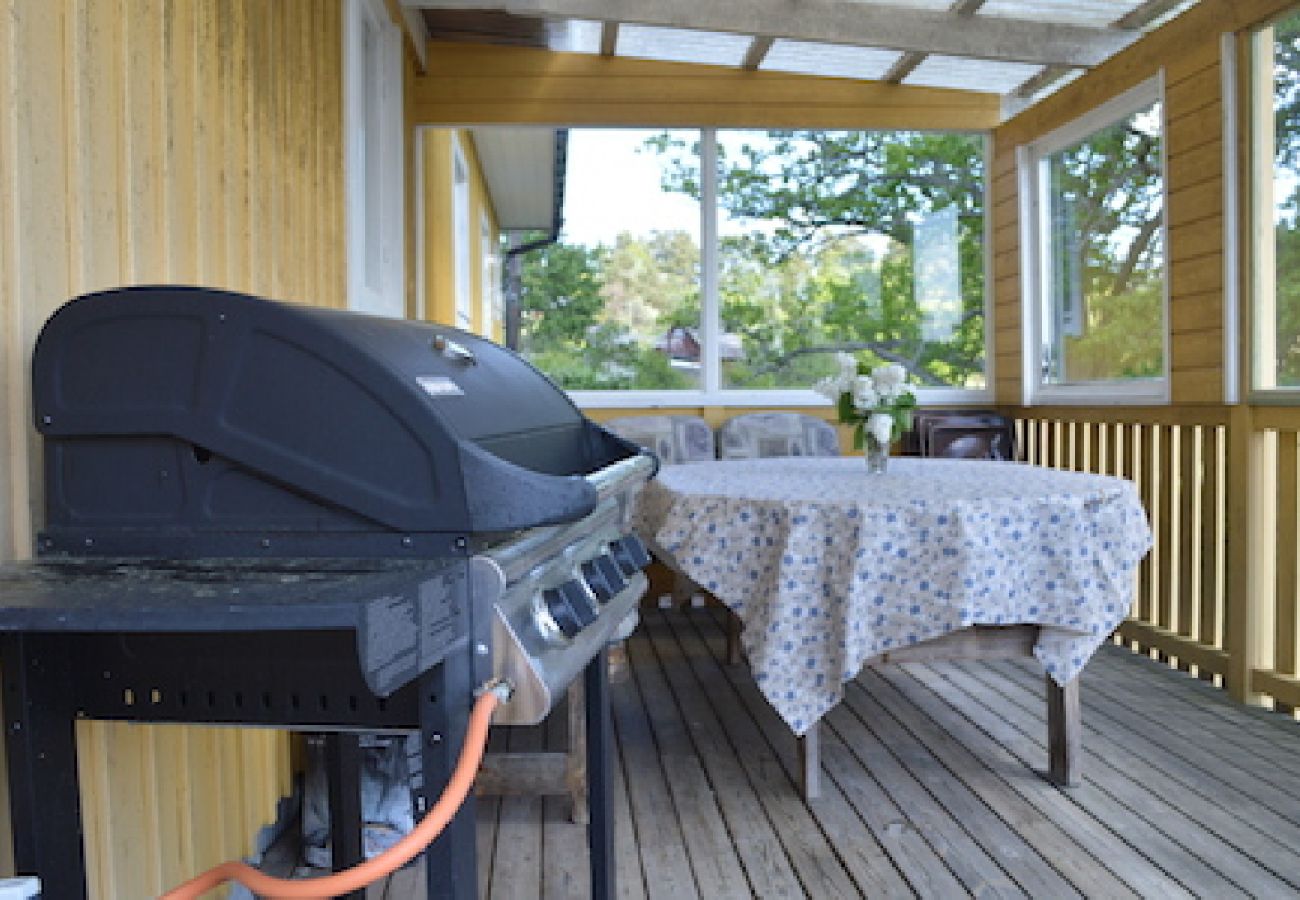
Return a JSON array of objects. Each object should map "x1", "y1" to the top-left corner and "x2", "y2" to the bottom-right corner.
[{"x1": 635, "y1": 457, "x2": 1153, "y2": 735}]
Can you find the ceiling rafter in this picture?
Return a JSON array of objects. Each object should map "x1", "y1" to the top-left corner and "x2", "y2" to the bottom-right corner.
[
  {"x1": 884, "y1": 0, "x2": 986, "y2": 84},
  {"x1": 599, "y1": 20, "x2": 618, "y2": 55},
  {"x1": 403, "y1": 0, "x2": 1140, "y2": 68},
  {"x1": 742, "y1": 36, "x2": 776, "y2": 71}
]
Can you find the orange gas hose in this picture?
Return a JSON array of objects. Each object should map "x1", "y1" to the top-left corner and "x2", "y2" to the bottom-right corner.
[{"x1": 160, "y1": 685, "x2": 506, "y2": 900}]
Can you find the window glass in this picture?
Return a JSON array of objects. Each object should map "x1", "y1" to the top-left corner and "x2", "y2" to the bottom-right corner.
[
  {"x1": 1036, "y1": 96, "x2": 1165, "y2": 388},
  {"x1": 518, "y1": 129, "x2": 701, "y2": 390},
  {"x1": 1259, "y1": 10, "x2": 1300, "y2": 389},
  {"x1": 513, "y1": 127, "x2": 987, "y2": 396},
  {"x1": 703, "y1": 130, "x2": 986, "y2": 390}
]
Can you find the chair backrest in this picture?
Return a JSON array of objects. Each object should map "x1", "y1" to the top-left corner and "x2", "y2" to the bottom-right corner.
[
  {"x1": 717, "y1": 412, "x2": 840, "y2": 459},
  {"x1": 602, "y1": 415, "x2": 716, "y2": 466},
  {"x1": 913, "y1": 410, "x2": 1017, "y2": 461}
]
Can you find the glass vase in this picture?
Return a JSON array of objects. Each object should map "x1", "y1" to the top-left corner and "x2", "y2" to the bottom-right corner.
[{"x1": 864, "y1": 434, "x2": 889, "y2": 474}]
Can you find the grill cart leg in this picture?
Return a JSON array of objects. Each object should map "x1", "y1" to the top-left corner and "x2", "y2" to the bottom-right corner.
[
  {"x1": 585, "y1": 647, "x2": 614, "y2": 900},
  {"x1": 2, "y1": 635, "x2": 87, "y2": 898},
  {"x1": 325, "y1": 732, "x2": 365, "y2": 900},
  {"x1": 419, "y1": 661, "x2": 478, "y2": 900}
]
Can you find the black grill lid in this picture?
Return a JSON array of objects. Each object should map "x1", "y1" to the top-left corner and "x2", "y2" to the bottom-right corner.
[{"x1": 33, "y1": 286, "x2": 642, "y2": 547}]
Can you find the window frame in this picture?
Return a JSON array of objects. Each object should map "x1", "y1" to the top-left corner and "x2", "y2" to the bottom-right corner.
[
  {"x1": 567, "y1": 127, "x2": 995, "y2": 409},
  {"x1": 1247, "y1": 14, "x2": 1300, "y2": 402},
  {"x1": 343, "y1": 0, "x2": 404, "y2": 319},
  {"x1": 1018, "y1": 73, "x2": 1170, "y2": 406}
]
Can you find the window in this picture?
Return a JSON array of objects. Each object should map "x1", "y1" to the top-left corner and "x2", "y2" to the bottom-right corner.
[
  {"x1": 1021, "y1": 76, "x2": 1168, "y2": 404},
  {"x1": 344, "y1": 0, "x2": 403, "y2": 318},
  {"x1": 1253, "y1": 9, "x2": 1300, "y2": 393},
  {"x1": 515, "y1": 128, "x2": 987, "y2": 404},
  {"x1": 518, "y1": 129, "x2": 702, "y2": 392}
]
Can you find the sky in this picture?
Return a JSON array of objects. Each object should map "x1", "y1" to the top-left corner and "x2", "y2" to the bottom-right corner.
[{"x1": 561, "y1": 129, "x2": 701, "y2": 247}]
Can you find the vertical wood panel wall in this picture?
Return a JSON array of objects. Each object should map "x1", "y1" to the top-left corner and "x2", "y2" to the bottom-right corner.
[
  {"x1": 0, "y1": 1, "x2": 346, "y2": 893},
  {"x1": 991, "y1": 0, "x2": 1298, "y2": 405}
]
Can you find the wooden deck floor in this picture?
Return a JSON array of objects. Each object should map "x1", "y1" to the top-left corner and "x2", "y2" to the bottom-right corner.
[{"x1": 381, "y1": 607, "x2": 1300, "y2": 898}]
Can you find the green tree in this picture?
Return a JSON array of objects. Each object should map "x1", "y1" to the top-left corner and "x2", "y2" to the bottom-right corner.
[{"x1": 518, "y1": 242, "x2": 604, "y2": 350}]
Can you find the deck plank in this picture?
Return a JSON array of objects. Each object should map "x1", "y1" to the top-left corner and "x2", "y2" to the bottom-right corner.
[
  {"x1": 957, "y1": 659, "x2": 1300, "y2": 895},
  {"x1": 608, "y1": 635, "x2": 701, "y2": 900},
  {"x1": 854, "y1": 667, "x2": 1138, "y2": 899},
  {"x1": 658, "y1": 610, "x2": 870, "y2": 897},
  {"x1": 984, "y1": 658, "x2": 1300, "y2": 874},
  {"x1": 626, "y1": 620, "x2": 753, "y2": 899},
  {"x1": 665, "y1": 610, "x2": 920, "y2": 898},
  {"x1": 876, "y1": 664, "x2": 1191, "y2": 900},
  {"x1": 476, "y1": 610, "x2": 1300, "y2": 899}
]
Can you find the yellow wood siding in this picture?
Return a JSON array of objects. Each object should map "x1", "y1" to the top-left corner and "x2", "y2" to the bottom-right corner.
[
  {"x1": 991, "y1": 0, "x2": 1299, "y2": 405},
  {"x1": 412, "y1": 42, "x2": 1002, "y2": 131},
  {"x1": 0, "y1": 1, "x2": 347, "y2": 893}
]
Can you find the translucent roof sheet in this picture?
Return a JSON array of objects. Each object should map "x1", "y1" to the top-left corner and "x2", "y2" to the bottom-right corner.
[
  {"x1": 420, "y1": 1, "x2": 1205, "y2": 109},
  {"x1": 616, "y1": 25, "x2": 753, "y2": 68},
  {"x1": 979, "y1": 0, "x2": 1138, "y2": 28},
  {"x1": 905, "y1": 54, "x2": 1043, "y2": 95},
  {"x1": 550, "y1": 20, "x2": 602, "y2": 54},
  {"x1": 760, "y1": 40, "x2": 902, "y2": 81}
]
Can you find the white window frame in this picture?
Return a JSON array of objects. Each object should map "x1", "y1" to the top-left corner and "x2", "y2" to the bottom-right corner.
[
  {"x1": 452, "y1": 137, "x2": 472, "y2": 330},
  {"x1": 568, "y1": 128, "x2": 995, "y2": 410},
  {"x1": 344, "y1": 0, "x2": 404, "y2": 319},
  {"x1": 1019, "y1": 74, "x2": 1170, "y2": 406}
]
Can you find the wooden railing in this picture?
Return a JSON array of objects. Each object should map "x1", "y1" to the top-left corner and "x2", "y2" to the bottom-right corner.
[{"x1": 1006, "y1": 406, "x2": 1299, "y2": 717}]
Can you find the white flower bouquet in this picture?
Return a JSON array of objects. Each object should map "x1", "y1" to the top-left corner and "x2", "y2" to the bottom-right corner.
[{"x1": 814, "y1": 352, "x2": 917, "y2": 453}]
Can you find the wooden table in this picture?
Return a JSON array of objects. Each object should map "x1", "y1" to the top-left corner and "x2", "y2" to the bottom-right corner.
[{"x1": 636, "y1": 457, "x2": 1152, "y2": 799}]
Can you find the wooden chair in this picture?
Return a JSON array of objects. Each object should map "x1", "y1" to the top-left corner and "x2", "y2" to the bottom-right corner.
[{"x1": 912, "y1": 410, "x2": 1018, "y2": 460}]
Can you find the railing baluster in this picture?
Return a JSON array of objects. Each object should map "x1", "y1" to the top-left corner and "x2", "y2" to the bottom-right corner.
[
  {"x1": 1178, "y1": 426, "x2": 1199, "y2": 670},
  {"x1": 1276, "y1": 430, "x2": 1298, "y2": 715}
]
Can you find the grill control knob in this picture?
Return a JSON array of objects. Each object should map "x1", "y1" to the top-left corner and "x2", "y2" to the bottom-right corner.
[
  {"x1": 541, "y1": 587, "x2": 583, "y2": 640},
  {"x1": 582, "y1": 559, "x2": 614, "y2": 602},
  {"x1": 583, "y1": 554, "x2": 626, "y2": 603},
  {"x1": 610, "y1": 534, "x2": 651, "y2": 575},
  {"x1": 560, "y1": 579, "x2": 599, "y2": 628}
]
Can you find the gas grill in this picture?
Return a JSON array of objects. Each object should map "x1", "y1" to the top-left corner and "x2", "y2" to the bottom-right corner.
[{"x1": 0, "y1": 285, "x2": 655, "y2": 898}]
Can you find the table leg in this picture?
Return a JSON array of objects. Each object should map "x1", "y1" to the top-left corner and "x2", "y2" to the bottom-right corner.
[
  {"x1": 1, "y1": 635, "x2": 86, "y2": 897},
  {"x1": 1046, "y1": 675, "x2": 1081, "y2": 787},
  {"x1": 585, "y1": 647, "x2": 614, "y2": 900},
  {"x1": 798, "y1": 723, "x2": 821, "y2": 801},
  {"x1": 324, "y1": 732, "x2": 365, "y2": 900},
  {"x1": 725, "y1": 612, "x2": 742, "y2": 666}
]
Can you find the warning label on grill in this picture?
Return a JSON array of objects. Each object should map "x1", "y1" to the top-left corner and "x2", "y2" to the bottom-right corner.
[{"x1": 359, "y1": 568, "x2": 465, "y2": 696}]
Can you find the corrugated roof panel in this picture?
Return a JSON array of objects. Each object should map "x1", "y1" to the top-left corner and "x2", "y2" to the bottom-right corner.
[
  {"x1": 551, "y1": 19, "x2": 603, "y2": 54},
  {"x1": 978, "y1": 1, "x2": 1136, "y2": 28},
  {"x1": 616, "y1": 25, "x2": 753, "y2": 67},
  {"x1": 905, "y1": 54, "x2": 1042, "y2": 94},
  {"x1": 760, "y1": 40, "x2": 901, "y2": 81}
]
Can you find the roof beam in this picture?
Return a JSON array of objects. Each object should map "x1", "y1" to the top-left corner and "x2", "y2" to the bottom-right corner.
[
  {"x1": 401, "y1": 0, "x2": 1139, "y2": 68},
  {"x1": 742, "y1": 36, "x2": 775, "y2": 70},
  {"x1": 599, "y1": 20, "x2": 618, "y2": 55},
  {"x1": 884, "y1": 0, "x2": 986, "y2": 84}
]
